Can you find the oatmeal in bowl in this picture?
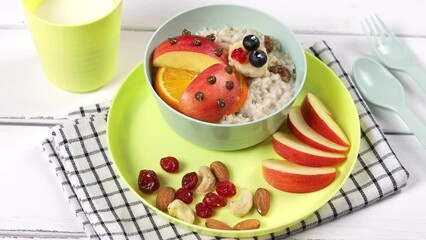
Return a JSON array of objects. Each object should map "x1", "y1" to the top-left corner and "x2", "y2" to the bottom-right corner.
[
  {"x1": 144, "y1": 5, "x2": 307, "y2": 150},
  {"x1": 196, "y1": 26, "x2": 296, "y2": 124}
]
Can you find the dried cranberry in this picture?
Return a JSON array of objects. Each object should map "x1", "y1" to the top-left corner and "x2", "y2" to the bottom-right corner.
[
  {"x1": 160, "y1": 156, "x2": 179, "y2": 173},
  {"x1": 216, "y1": 181, "x2": 237, "y2": 198},
  {"x1": 138, "y1": 170, "x2": 160, "y2": 194},
  {"x1": 195, "y1": 202, "x2": 213, "y2": 218},
  {"x1": 175, "y1": 187, "x2": 193, "y2": 204},
  {"x1": 182, "y1": 172, "x2": 198, "y2": 190},
  {"x1": 203, "y1": 192, "x2": 227, "y2": 208},
  {"x1": 231, "y1": 47, "x2": 247, "y2": 64}
]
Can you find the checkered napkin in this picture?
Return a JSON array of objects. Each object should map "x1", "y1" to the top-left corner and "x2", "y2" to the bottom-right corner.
[{"x1": 42, "y1": 41, "x2": 409, "y2": 239}]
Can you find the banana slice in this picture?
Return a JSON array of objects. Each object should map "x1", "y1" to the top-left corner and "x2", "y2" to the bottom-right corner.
[{"x1": 228, "y1": 41, "x2": 268, "y2": 78}]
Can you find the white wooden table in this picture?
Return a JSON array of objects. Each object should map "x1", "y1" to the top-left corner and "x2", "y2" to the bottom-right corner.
[{"x1": 1, "y1": 1, "x2": 426, "y2": 239}]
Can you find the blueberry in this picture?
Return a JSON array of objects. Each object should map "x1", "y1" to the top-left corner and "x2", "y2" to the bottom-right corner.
[
  {"x1": 249, "y1": 50, "x2": 268, "y2": 68},
  {"x1": 243, "y1": 35, "x2": 260, "y2": 51}
]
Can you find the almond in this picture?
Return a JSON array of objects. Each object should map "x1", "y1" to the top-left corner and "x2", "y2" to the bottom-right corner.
[
  {"x1": 210, "y1": 161, "x2": 229, "y2": 182},
  {"x1": 254, "y1": 188, "x2": 270, "y2": 216},
  {"x1": 156, "y1": 187, "x2": 175, "y2": 211},
  {"x1": 205, "y1": 219, "x2": 232, "y2": 230},
  {"x1": 233, "y1": 219, "x2": 260, "y2": 230}
]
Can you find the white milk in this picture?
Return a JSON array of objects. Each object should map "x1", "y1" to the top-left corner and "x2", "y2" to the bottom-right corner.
[{"x1": 35, "y1": 0, "x2": 115, "y2": 25}]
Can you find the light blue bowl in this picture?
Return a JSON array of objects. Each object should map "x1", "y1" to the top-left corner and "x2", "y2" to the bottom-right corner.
[{"x1": 144, "y1": 4, "x2": 307, "y2": 151}]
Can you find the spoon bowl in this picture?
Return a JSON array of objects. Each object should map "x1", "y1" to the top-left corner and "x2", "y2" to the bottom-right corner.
[
  {"x1": 353, "y1": 57, "x2": 405, "y2": 110},
  {"x1": 353, "y1": 56, "x2": 426, "y2": 148}
]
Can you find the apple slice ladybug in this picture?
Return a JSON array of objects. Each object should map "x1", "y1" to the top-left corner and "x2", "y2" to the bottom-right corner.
[
  {"x1": 178, "y1": 64, "x2": 241, "y2": 122},
  {"x1": 153, "y1": 35, "x2": 228, "y2": 73}
]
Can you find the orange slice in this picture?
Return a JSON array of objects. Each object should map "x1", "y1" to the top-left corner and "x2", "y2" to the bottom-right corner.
[
  {"x1": 154, "y1": 67, "x2": 197, "y2": 110},
  {"x1": 227, "y1": 71, "x2": 249, "y2": 114}
]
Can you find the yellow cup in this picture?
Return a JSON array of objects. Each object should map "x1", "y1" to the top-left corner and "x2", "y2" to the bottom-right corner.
[{"x1": 21, "y1": 0, "x2": 122, "y2": 93}]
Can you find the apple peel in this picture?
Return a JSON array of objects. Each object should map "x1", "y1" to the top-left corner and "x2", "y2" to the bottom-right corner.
[
  {"x1": 153, "y1": 35, "x2": 228, "y2": 73},
  {"x1": 178, "y1": 63, "x2": 241, "y2": 122},
  {"x1": 262, "y1": 159, "x2": 336, "y2": 193},
  {"x1": 272, "y1": 131, "x2": 347, "y2": 167},
  {"x1": 301, "y1": 93, "x2": 350, "y2": 147},
  {"x1": 288, "y1": 107, "x2": 349, "y2": 153}
]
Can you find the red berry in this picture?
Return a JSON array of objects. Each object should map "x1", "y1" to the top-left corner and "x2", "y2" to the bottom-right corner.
[
  {"x1": 195, "y1": 202, "x2": 213, "y2": 218},
  {"x1": 216, "y1": 181, "x2": 237, "y2": 198},
  {"x1": 182, "y1": 172, "x2": 198, "y2": 190},
  {"x1": 175, "y1": 187, "x2": 193, "y2": 204},
  {"x1": 138, "y1": 170, "x2": 160, "y2": 194},
  {"x1": 160, "y1": 156, "x2": 179, "y2": 173},
  {"x1": 231, "y1": 47, "x2": 247, "y2": 64},
  {"x1": 203, "y1": 192, "x2": 227, "y2": 208}
]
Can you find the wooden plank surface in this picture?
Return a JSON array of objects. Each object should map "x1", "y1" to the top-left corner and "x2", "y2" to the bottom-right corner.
[
  {"x1": 4, "y1": 0, "x2": 426, "y2": 36},
  {"x1": 1, "y1": 0, "x2": 426, "y2": 239},
  {"x1": 2, "y1": 29, "x2": 425, "y2": 133}
]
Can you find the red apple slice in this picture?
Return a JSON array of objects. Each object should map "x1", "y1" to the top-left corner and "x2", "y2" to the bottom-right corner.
[
  {"x1": 262, "y1": 159, "x2": 336, "y2": 193},
  {"x1": 288, "y1": 107, "x2": 349, "y2": 153},
  {"x1": 178, "y1": 63, "x2": 241, "y2": 122},
  {"x1": 301, "y1": 93, "x2": 350, "y2": 147},
  {"x1": 153, "y1": 35, "x2": 228, "y2": 73},
  {"x1": 272, "y1": 131, "x2": 347, "y2": 167}
]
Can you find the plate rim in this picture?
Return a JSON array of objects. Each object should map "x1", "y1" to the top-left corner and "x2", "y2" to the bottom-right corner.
[{"x1": 106, "y1": 52, "x2": 360, "y2": 237}]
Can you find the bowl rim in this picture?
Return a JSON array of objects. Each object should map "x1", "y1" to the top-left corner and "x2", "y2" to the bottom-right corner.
[{"x1": 143, "y1": 3, "x2": 307, "y2": 127}]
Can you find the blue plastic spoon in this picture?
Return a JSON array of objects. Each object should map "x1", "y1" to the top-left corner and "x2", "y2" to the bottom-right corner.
[{"x1": 353, "y1": 57, "x2": 426, "y2": 149}]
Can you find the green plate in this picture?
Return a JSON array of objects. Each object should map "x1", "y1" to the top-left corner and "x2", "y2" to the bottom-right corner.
[{"x1": 107, "y1": 52, "x2": 360, "y2": 238}]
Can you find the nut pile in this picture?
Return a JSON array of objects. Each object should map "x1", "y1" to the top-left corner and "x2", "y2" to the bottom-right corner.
[{"x1": 137, "y1": 158, "x2": 271, "y2": 230}]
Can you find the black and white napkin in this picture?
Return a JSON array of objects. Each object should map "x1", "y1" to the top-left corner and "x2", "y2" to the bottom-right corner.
[{"x1": 42, "y1": 41, "x2": 409, "y2": 239}]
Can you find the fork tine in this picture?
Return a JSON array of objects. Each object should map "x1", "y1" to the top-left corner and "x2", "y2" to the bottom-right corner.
[
  {"x1": 370, "y1": 15, "x2": 387, "y2": 45},
  {"x1": 361, "y1": 20, "x2": 377, "y2": 47},
  {"x1": 370, "y1": 15, "x2": 390, "y2": 44},
  {"x1": 362, "y1": 17, "x2": 382, "y2": 47},
  {"x1": 374, "y1": 14, "x2": 396, "y2": 38}
]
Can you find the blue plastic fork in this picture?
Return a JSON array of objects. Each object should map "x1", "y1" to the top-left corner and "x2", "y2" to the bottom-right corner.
[{"x1": 362, "y1": 14, "x2": 426, "y2": 92}]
